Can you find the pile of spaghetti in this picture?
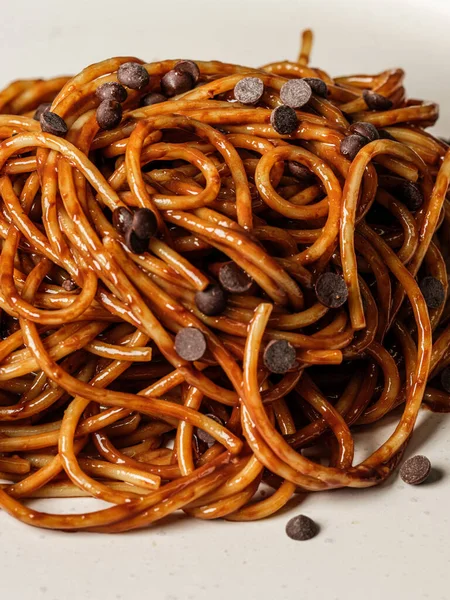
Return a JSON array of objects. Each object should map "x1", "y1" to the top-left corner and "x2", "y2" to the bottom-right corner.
[{"x1": 0, "y1": 30, "x2": 448, "y2": 533}]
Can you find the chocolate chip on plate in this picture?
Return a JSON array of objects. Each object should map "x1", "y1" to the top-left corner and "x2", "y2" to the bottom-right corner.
[
  {"x1": 349, "y1": 121, "x2": 379, "y2": 142},
  {"x1": 40, "y1": 111, "x2": 68, "y2": 137},
  {"x1": 419, "y1": 276, "x2": 446, "y2": 309},
  {"x1": 175, "y1": 327, "x2": 207, "y2": 362},
  {"x1": 195, "y1": 284, "x2": 227, "y2": 316},
  {"x1": 117, "y1": 62, "x2": 150, "y2": 90},
  {"x1": 315, "y1": 272, "x2": 348, "y2": 308},
  {"x1": 270, "y1": 105, "x2": 298, "y2": 135},
  {"x1": 362, "y1": 89, "x2": 393, "y2": 111},
  {"x1": 287, "y1": 161, "x2": 313, "y2": 181},
  {"x1": 340, "y1": 134, "x2": 368, "y2": 160},
  {"x1": 302, "y1": 77, "x2": 328, "y2": 98},
  {"x1": 286, "y1": 515, "x2": 319, "y2": 541},
  {"x1": 263, "y1": 339, "x2": 296, "y2": 374},
  {"x1": 131, "y1": 208, "x2": 158, "y2": 240},
  {"x1": 196, "y1": 413, "x2": 223, "y2": 448},
  {"x1": 175, "y1": 60, "x2": 200, "y2": 84},
  {"x1": 96, "y1": 99, "x2": 122, "y2": 130},
  {"x1": 141, "y1": 92, "x2": 167, "y2": 107},
  {"x1": 33, "y1": 102, "x2": 51, "y2": 121},
  {"x1": 440, "y1": 366, "x2": 450, "y2": 393},
  {"x1": 218, "y1": 262, "x2": 254, "y2": 294},
  {"x1": 400, "y1": 455, "x2": 432, "y2": 485},
  {"x1": 234, "y1": 77, "x2": 264, "y2": 105},
  {"x1": 113, "y1": 206, "x2": 133, "y2": 235},
  {"x1": 96, "y1": 82, "x2": 128, "y2": 103},
  {"x1": 161, "y1": 68, "x2": 194, "y2": 97},
  {"x1": 395, "y1": 180, "x2": 423, "y2": 211},
  {"x1": 280, "y1": 79, "x2": 312, "y2": 109}
]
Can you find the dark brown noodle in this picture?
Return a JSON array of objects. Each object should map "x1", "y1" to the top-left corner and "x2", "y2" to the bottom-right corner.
[{"x1": 0, "y1": 29, "x2": 447, "y2": 531}]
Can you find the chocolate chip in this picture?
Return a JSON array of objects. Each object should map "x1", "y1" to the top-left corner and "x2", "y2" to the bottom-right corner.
[
  {"x1": 33, "y1": 102, "x2": 51, "y2": 121},
  {"x1": 440, "y1": 366, "x2": 450, "y2": 393},
  {"x1": 340, "y1": 134, "x2": 368, "y2": 160},
  {"x1": 400, "y1": 455, "x2": 431, "y2": 485},
  {"x1": 62, "y1": 279, "x2": 77, "y2": 292},
  {"x1": 362, "y1": 89, "x2": 393, "y2": 111},
  {"x1": 234, "y1": 77, "x2": 264, "y2": 105},
  {"x1": 395, "y1": 181, "x2": 423, "y2": 211},
  {"x1": 263, "y1": 340, "x2": 296, "y2": 374},
  {"x1": 302, "y1": 77, "x2": 328, "y2": 98},
  {"x1": 40, "y1": 111, "x2": 68, "y2": 137},
  {"x1": 141, "y1": 92, "x2": 167, "y2": 107},
  {"x1": 123, "y1": 208, "x2": 156, "y2": 253},
  {"x1": 131, "y1": 208, "x2": 157, "y2": 240},
  {"x1": 193, "y1": 433, "x2": 208, "y2": 458},
  {"x1": 287, "y1": 161, "x2": 313, "y2": 181},
  {"x1": 195, "y1": 285, "x2": 227, "y2": 316},
  {"x1": 218, "y1": 262, "x2": 254, "y2": 294},
  {"x1": 125, "y1": 228, "x2": 149, "y2": 254},
  {"x1": 196, "y1": 413, "x2": 223, "y2": 448},
  {"x1": 286, "y1": 515, "x2": 318, "y2": 541},
  {"x1": 175, "y1": 60, "x2": 200, "y2": 84},
  {"x1": 161, "y1": 68, "x2": 194, "y2": 97},
  {"x1": 315, "y1": 272, "x2": 348, "y2": 308},
  {"x1": 419, "y1": 276, "x2": 445, "y2": 309},
  {"x1": 270, "y1": 105, "x2": 298, "y2": 135},
  {"x1": 280, "y1": 79, "x2": 312, "y2": 109},
  {"x1": 96, "y1": 82, "x2": 128, "y2": 103},
  {"x1": 174, "y1": 327, "x2": 207, "y2": 361},
  {"x1": 113, "y1": 206, "x2": 133, "y2": 235},
  {"x1": 117, "y1": 62, "x2": 149, "y2": 90},
  {"x1": 96, "y1": 100, "x2": 122, "y2": 130},
  {"x1": 349, "y1": 121, "x2": 379, "y2": 142}
]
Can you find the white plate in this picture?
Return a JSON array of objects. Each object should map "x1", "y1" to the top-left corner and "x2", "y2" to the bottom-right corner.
[{"x1": 1, "y1": 1, "x2": 449, "y2": 599}]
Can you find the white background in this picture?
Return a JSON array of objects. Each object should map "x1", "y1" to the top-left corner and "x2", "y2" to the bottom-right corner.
[{"x1": 1, "y1": 1, "x2": 450, "y2": 599}]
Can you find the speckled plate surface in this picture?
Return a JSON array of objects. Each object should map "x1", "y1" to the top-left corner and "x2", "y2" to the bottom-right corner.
[{"x1": 1, "y1": 1, "x2": 450, "y2": 599}]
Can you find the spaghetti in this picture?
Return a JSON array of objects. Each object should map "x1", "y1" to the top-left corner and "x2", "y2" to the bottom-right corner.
[{"x1": 0, "y1": 29, "x2": 448, "y2": 532}]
